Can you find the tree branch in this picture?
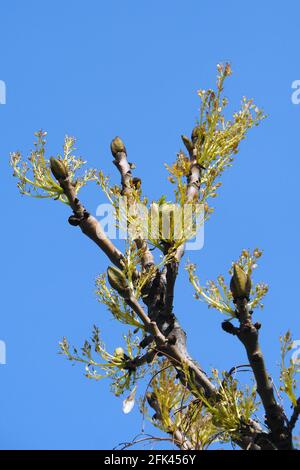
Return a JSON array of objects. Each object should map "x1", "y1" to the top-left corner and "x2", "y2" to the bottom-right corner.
[
  {"x1": 58, "y1": 175, "x2": 124, "y2": 269},
  {"x1": 225, "y1": 298, "x2": 293, "y2": 450},
  {"x1": 110, "y1": 137, "x2": 155, "y2": 271},
  {"x1": 51, "y1": 154, "x2": 267, "y2": 450},
  {"x1": 175, "y1": 136, "x2": 205, "y2": 263},
  {"x1": 125, "y1": 291, "x2": 268, "y2": 449}
]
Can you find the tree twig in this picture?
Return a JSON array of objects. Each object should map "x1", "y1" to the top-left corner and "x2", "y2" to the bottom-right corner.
[
  {"x1": 58, "y1": 175, "x2": 124, "y2": 269},
  {"x1": 111, "y1": 137, "x2": 155, "y2": 271}
]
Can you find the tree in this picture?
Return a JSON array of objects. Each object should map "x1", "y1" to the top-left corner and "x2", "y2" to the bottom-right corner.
[{"x1": 10, "y1": 64, "x2": 300, "y2": 450}]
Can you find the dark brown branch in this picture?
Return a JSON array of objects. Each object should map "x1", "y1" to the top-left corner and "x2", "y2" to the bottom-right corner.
[
  {"x1": 123, "y1": 290, "x2": 220, "y2": 411},
  {"x1": 164, "y1": 260, "x2": 178, "y2": 316},
  {"x1": 230, "y1": 298, "x2": 292, "y2": 450},
  {"x1": 126, "y1": 291, "x2": 270, "y2": 450},
  {"x1": 126, "y1": 293, "x2": 216, "y2": 397}
]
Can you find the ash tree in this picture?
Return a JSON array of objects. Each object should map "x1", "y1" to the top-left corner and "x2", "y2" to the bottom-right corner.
[{"x1": 10, "y1": 64, "x2": 300, "y2": 450}]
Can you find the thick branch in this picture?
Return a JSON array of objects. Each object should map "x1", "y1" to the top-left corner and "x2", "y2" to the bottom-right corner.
[
  {"x1": 126, "y1": 292, "x2": 268, "y2": 450},
  {"x1": 232, "y1": 299, "x2": 292, "y2": 450},
  {"x1": 164, "y1": 260, "x2": 178, "y2": 316},
  {"x1": 125, "y1": 292, "x2": 215, "y2": 397},
  {"x1": 161, "y1": 143, "x2": 204, "y2": 362}
]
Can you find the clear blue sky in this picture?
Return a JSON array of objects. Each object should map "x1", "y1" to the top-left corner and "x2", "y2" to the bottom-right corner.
[{"x1": 1, "y1": 0, "x2": 300, "y2": 450}]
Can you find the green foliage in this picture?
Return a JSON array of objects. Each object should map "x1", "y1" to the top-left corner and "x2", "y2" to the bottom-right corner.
[
  {"x1": 95, "y1": 273, "x2": 143, "y2": 329},
  {"x1": 144, "y1": 363, "x2": 187, "y2": 431},
  {"x1": 186, "y1": 248, "x2": 269, "y2": 317},
  {"x1": 141, "y1": 362, "x2": 219, "y2": 450},
  {"x1": 141, "y1": 361, "x2": 259, "y2": 449},
  {"x1": 59, "y1": 327, "x2": 145, "y2": 396},
  {"x1": 10, "y1": 130, "x2": 96, "y2": 204},
  {"x1": 196, "y1": 369, "x2": 259, "y2": 440},
  {"x1": 166, "y1": 63, "x2": 265, "y2": 217},
  {"x1": 280, "y1": 331, "x2": 300, "y2": 406}
]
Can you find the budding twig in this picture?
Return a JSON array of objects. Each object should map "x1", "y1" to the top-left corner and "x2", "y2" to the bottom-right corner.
[
  {"x1": 50, "y1": 158, "x2": 124, "y2": 269},
  {"x1": 175, "y1": 128, "x2": 205, "y2": 263},
  {"x1": 110, "y1": 136, "x2": 155, "y2": 271}
]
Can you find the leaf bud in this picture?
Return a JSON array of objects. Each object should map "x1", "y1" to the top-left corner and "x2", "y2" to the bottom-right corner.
[
  {"x1": 230, "y1": 264, "x2": 251, "y2": 301},
  {"x1": 107, "y1": 266, "x2": 130, "y2": 297},
  {"x1": 50, "y1": 157, "x2": 68, "y2": 180},
  {"x1": 110, "y1": 136, "x2": 126, "y2": 157}
]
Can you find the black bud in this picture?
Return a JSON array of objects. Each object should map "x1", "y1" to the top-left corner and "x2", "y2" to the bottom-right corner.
[
  {"x1": 68, "y1": 215, "x2": 81, "y2": 226},
  {"x1": 222, "y1": 321, "x2": 236, "y2": 335}
]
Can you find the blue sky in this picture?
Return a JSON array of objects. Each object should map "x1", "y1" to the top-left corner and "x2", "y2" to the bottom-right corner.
[{"x1": 1, "y1": 0, "x2": 300, "y2": 450}]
